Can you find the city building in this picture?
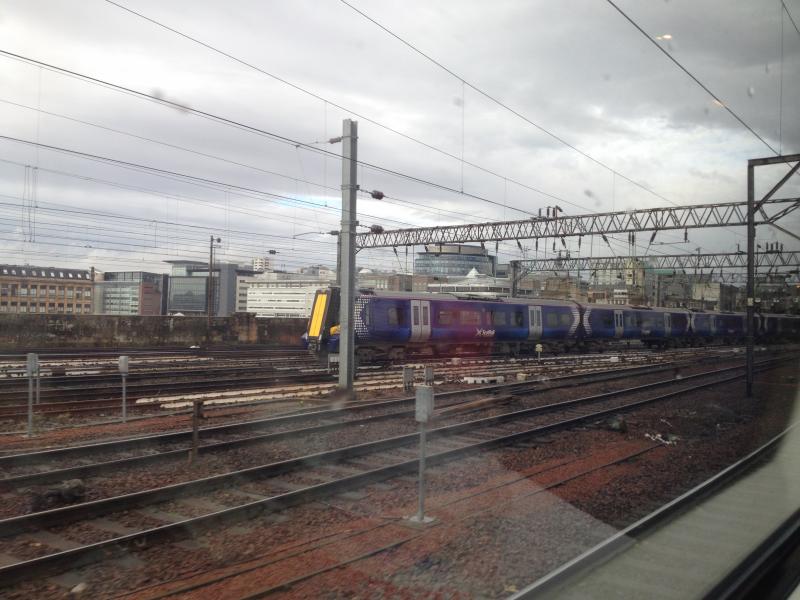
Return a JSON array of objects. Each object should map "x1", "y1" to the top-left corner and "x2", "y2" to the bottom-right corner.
[
  {"x1": 415, "y1": 244, "x2": 496, "y2": 277},
  {"x1": 165, "y1": 260, "x2": 257, "y2": 316},
  {"x1": 0, "y1": 264, "x2": 94, "y2": 314},
  {"x1": 357, "y1": 269, "x2": 412, "y2": 292},
  {"x1": 239, "y1": 270, "x2": 335, "y2": 317},
  {"x1": 251, "y1": 256, "x2": 273, "y2": 272},
  {"x1": 689, "y1": 281, "x2": 738, "y2": 311},
  {"x1": 93, "y1": 272, "x2": 167, "y2": 315},
  {"x1": 426, "y1": 268, "x2": 532, "y2": 297}
]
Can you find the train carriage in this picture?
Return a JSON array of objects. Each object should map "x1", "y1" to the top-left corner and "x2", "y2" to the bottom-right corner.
[{"x1": 306, "y1": 286, "x2": 799, "y2": 362}]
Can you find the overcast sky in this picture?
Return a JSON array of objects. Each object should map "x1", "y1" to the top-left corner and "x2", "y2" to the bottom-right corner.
[{"x1": 0, "y1": 0, "x2": 798, "y2": 278}]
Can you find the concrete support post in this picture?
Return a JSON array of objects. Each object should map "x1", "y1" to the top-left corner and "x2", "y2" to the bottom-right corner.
[
  {"x1": 409, "y1": 385, "x2": 435, "y2": 525},
  {"x1": 26, "y1": 353, "x2": 36, "y2": 438},
  {"x1": 746, "y1": 164, "x2": 755, "y2": 397},
  {"x1": 424, "y1": 365, "x2": 434, "y2": 386},
  {"x1": 119, "y1": 356, "x2": 129, "y2": 423},
  {"x1": 190, "y1": 399, "x2": 204, "y2": 464},
  {"x1": 403, "y1": 366, "x2": 415, "y2": 392},
  {"x1": 338, "y1": 119, "x2": 358, "y2": 392}
]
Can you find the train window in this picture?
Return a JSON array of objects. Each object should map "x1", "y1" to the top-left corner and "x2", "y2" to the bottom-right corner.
[
  {"x1": 546, "y1": 312, "x2": 558, "y2": 327},
  {"x1": 438, "y1": 309, "x2": 452, "y2": 325},
  {"x1": 422, "y1": 305, "x2": 429, "y2": 326},
  {"x1": 387, "y1": 307, "x2": 399, "y2": 326},
  {"x1": 514, "y1": 311, "x2": 524, "y2": 326},
  {"x1": 491, "y1": 311, "x2": 507, "y2": 326},
  {"x1": 413, "y1": 306, "x2": 420, "y2": 326},
  {"x1": 559, "y1": 313, "x2": 571, "y2": 327},
  {"x1": 602, "y1": 314, "x2": 613, "y2": 327},
  {"x1": 460, "y1": 310, "x2": 481, "y2": 325}
]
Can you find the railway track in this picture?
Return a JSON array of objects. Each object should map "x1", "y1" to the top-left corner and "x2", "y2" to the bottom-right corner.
[
  {"x1": 0, "y1": 347, "x2": 748, "y2": 421},
  {"x1": 0, "y1": 354, "x2": 789, "y2": 586}
]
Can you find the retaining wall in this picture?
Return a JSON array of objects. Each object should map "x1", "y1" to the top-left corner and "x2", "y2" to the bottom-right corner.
[{"x1": 0, "y1": 314, "x2": 308, "y2": 350}]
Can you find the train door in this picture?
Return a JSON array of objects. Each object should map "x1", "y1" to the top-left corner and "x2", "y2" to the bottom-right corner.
[
  {"x1": 664, "y1": 313, "x2": 672, "y2": 337},
  {"x1": 614, "y1": 310, "x2": 624, "y2": 338},
  {"x1": 528, "y1": 306, "x2": 542, "y2": 339},
  {"x1": 410, "y1": 300, "x2": 431, "y2": 342}
]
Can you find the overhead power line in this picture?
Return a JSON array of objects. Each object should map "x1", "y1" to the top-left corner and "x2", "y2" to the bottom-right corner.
[
  {"x1": 103, "y1": 0, "x2": 585, "y2": 211},
  {"x1": 337, "y1": 0, "x2": 681, "y2": 208},
  {"x1": 0, "y1": 49, "x2": 540, "y2": 219},
  {"x1": 603, "y1": 0, "x2": 780, "y2": 155}
]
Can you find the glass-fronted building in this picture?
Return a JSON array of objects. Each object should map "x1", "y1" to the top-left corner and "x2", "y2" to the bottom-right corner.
[
  {"x1": 165, "y1": 260, "x2": 257, "y2": 316},
  {"x1": 94, "y1": 271, "x2": 167, "y2": 315},
  {"x1": 414, "y1": 244, "x2": 496, "y2": 277}
]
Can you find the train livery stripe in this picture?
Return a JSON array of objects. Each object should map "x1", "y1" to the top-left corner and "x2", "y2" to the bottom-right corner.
[
  {"x1": 583, "y1": 306, "x2": 592, "y2": 336},
  {"x1": 569, "y1": 305, "x2": 580, "y2": 336},
  {"x1": 308, "y1": 291, "x2": 328, "y2": 339}
]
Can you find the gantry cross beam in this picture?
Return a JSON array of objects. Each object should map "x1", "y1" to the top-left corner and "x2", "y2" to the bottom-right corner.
[
  {"x1": 510, "y1": 249, "x2": 800, "y2": 279},
  {"x1": 356, "y1": 198, "x2": 800, "y2": 248}
]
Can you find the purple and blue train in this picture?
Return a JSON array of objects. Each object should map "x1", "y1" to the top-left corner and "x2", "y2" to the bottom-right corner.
[{"x1": 305, "y1": 288, "x2": 800, "y2": 361}]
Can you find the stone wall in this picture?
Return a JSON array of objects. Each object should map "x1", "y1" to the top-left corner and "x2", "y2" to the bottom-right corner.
[{"x1": 0, "y1": 314, "x2": 308, "y2": 350}]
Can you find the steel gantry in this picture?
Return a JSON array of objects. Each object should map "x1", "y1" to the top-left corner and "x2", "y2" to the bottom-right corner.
[
  {"x1": 355, "y1": 198, "x2": 800, "y2": 248},
  {"x1": 510, "y1": 249, "x2": 800, "y2": 280}
]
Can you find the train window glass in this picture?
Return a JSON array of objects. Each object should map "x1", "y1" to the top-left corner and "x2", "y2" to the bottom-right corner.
[
  {"x1": 602, "y1": 314, "x2": 613, "y2": 327},
  {"x1": 422, "y1": 305, "x2": 429, "y2": 326},
  {"x1": 413, "y1": 306, "x2": 420, "y2": 326},
  {"x1": 387, "y1": 307, "x2": 399, "y2": 326},
  {"x1": 559, "y1": 313, "x2": 571, "y2": 327},
  {"x1": 514, "y1": 311, "x2": 524, "y2": 326},
  {"x1": 534, "y1": 309, "x2": 541, "y2": 326},
  {"x1": 491, "y1": 311, "x2": 507, "y2": 326},
  {"x1": 546, "y1": 313, "x2": 558, "y2": 327},
  {"x1": 438, "y1": 310, "x2": 452, "y2": 325},
  {"x1": 460, "y1": 310, "x2": 481, "y2": 326}
]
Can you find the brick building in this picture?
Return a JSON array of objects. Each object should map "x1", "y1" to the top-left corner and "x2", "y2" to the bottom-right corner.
[{"x1": 0, "y1": 264, "x2": 94, "y2": 315}]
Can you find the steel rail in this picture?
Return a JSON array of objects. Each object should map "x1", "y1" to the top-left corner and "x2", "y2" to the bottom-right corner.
[
  {"x1": 0, "y1": 359, "x2": 787, "y2": 534},
  {"x1": 0, "y1": 360, "x2": 699, "y2": 469},
  {"x1": 509, "y1": 419, "x2": 800, "y2": 599},
  {"x1": 0, "y1": 360, "x2": 786, "y2": 587},
  {"x1": 0, "y1": 360, "x2": 704, "y2": 489}
]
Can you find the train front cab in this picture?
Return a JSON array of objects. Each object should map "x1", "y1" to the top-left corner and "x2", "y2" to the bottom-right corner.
[{"x1": 306, "y1": 287, "x2": 340, "y2": 356}]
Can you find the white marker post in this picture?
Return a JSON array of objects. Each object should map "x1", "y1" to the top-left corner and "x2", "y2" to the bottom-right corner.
[
  {"x1": 408, "y1": 385, "x2": 436, "y2": 526},
  {"x1": 118, "y1": 356, "x2": 129, "y2": 423},
  {"x1": 26, "y1": 353, "x2": 38, "y2": 437},
  {"x1": 536, "y1": 343, "x2": 543, "y2": 363}
]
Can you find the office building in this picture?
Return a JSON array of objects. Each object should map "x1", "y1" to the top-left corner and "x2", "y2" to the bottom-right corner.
[
  {"x1": 0, "y1": 264, "x2": 94, "y2": 314},
  {"x1": 415, "y1": 244, "x2": 496, "y2": 277},
  {"x1": 93, "y1": 271, "x2": 167, "y2": 315}
]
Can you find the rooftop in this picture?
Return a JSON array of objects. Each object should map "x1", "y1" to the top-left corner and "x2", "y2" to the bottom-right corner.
[{"x1": 0, "y1": 265, "x2": 92, "y2": 280}]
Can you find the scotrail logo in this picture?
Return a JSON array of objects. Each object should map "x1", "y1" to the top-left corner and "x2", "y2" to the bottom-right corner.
[{"x1": 475, "y1": 328, "x2": 496, "y2": 337}]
